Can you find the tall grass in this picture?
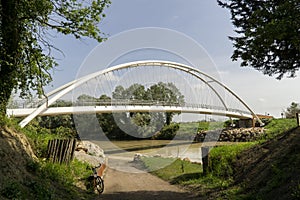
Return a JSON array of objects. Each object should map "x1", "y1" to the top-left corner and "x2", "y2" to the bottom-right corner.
[
  {"x1": 0, "y1": 118, "x2": 95, "y2": 199},
  {"x1": 1, "y1": 159, "x2": 92, "y2": 199},
  {"x1": 209, "y1": 142, "x2": 256, "y2": 177},
  {"x1": 263, "y1": 118, "x2": 297, "y2": 139}
]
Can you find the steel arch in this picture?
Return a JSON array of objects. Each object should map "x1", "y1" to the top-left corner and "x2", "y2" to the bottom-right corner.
[{"x1": 19, "y1": 60, "x2": 262, "y2": 127}]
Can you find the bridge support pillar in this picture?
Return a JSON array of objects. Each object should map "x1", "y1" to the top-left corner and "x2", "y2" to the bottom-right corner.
[{"x1": 238, "y1": 119, "x2": 253, "y2": 128}]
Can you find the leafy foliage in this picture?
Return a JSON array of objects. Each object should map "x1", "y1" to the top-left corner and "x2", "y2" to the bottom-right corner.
[
  {"x1": 218, "y1": 0, "x2": 300, "y2": 79},
  {"x1": 0, "y1": 0, "x2": 110, "y2": 116},
  {"x1": 152, "y1": 123, "x2": 180, "y2": 140},
  {"x1": 209, "y1": 143, "x2": 255, "y2": 178},
  {"x1": 285, "y1": 102, "x2": 300, "y2": 119},
  {"x1": 98, "y1": 82, "x2": 185, "y2": 139},
  {"x1": 23, "y1": 82, "x2": 185, "y2": 140}
]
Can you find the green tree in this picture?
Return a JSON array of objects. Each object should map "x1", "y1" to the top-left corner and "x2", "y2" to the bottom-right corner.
[
  {"x1": 125, "y1": 83, "x2": 146, "y2": 100},
  {"x1": 99, "y1": 94, "x2": 111, "y2": 101},
  {"x1": 285, "y1": 102, "x2": 300, "y2": 118},
  {"x1": 146, "y1": 82, "x2": 184, "y2": 125},
  {"x1": 0, "y1": 0, "x2": 110, "y2": 117},
  {"x1": 72, "y1": 83, "x2": 185, "y2": 140},
  {"x1": 112, "y1": 82, "x2": 184, "y2": 138},
  {"x1": 37, "y1": 99, "x2": 76, "y2": 136},
  {"x1": 96, "y1": 94, "x2": 118, "y2": 136},
  {"x1": 218, "y1": 0, "x2": 300, "y2": 79},
  {"x1": 152, "y1": 123, "x2": 180, "y2": 140},
  {"x1": 112, "y1": 85, "x2": 126, "y2": 100},
  {"x1": 76, "y1": 94, "x2": 99, "y2": 106},
  {"x1": 146, "y1": 82, "x2": 184, "y2": 105}
]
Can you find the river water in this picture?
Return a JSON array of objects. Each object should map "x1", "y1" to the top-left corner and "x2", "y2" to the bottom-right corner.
[{"x1": 92, "y1": 139, "x2": 221, "y2": 163}]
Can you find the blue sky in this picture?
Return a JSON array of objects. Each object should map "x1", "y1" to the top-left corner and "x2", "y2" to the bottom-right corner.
[{"x1": 47, "y1": 0, "x2": 300, "y2": 118}]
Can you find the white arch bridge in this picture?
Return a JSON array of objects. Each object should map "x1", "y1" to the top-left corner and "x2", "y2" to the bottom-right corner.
[{"x1": 7, "y1": 60, "x2": 263, "y2": 127}]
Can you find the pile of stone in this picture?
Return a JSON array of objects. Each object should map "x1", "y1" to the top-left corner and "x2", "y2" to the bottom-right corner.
[
  {"x1": 74, "y1": 141, "x2": 106, "y2": 166},
  {"x1": 194, "y1": 128, "x2": 265, "y2": 142}
]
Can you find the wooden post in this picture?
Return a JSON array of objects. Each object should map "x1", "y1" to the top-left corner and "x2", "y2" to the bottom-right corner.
[
  {"x1": 201, "y1": 146, "x2": 210, "y2": 175},
  {"x1": 296, "y1": 113, "x2": 300, "y2": 127},
  {"x1": 47, "y1": 139, "x2": 77, "y2": 164}
]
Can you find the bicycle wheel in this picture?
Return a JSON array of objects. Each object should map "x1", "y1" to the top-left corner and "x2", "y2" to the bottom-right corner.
[{"x1": 94, "y1": 176, "x2": 104, "y2": 194}]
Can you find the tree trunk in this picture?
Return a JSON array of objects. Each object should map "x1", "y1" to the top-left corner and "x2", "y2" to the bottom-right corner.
[
  {"x1": 0, "y1": 0, "x2": 20, "y2": 117},
  {"x1": 166, "y1": 112, "x2": 172, "y2": 125},
  {"x1": 0, "y1": 78, "x2": 14, "y2": 117}
]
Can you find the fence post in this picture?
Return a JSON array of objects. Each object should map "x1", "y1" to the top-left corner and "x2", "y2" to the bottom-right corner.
[
  {"x1": 47, "y1": 139, "x2": 77, "y2": 164},
  {"x1": 296, "y1": 113, "x2": 300, "y2": 127},
  {"x1": 201, "y1": 146, "x2": 210, "y2": 175}
]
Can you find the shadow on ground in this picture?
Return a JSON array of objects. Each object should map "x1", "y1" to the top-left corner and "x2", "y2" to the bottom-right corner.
[
  {"x1": 170, "y1": 172, "x2": 202, "y2": 184},
  {"x1": 96, "y1": 190, "x2": 198, "y2": 200}
]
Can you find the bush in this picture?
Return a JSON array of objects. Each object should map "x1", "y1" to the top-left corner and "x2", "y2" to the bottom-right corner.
[
  {"x1": 152, "y1": 123, "x2": 179, "y2": 140},
  {"x1": 209, "y1": 143, "x2": 255, "y2": 178},
  {"x1": 23, "y1": 122, "x2": 76, "y2": 158},
  {"x1": 1, "y1": 181, "x2": 23, "y2": 199}
]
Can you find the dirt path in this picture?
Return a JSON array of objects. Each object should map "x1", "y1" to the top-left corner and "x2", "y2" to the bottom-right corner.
[{"x1": 95, "y1": 156, "x2": 198, "y2": 200}]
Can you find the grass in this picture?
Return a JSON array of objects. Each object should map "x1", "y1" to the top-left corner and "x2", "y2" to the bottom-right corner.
[
  {"x1": 176, "y1": 121, "x2": 225, "y2": 139},
  {"x1": 23, "y1": 122, "x2": 73, "y2": 158},
  {"x1": 263, "y1": 118, "x2": 297, "y2": 139},
  {"x1": 3, "y1": 116, "x2": 298, "y2": 199},
  {"x1": 141, "y1": 118, "x2": 300, "y2": 199},
  {"x1": 0, "y1": 117, "x2": 96, "y2": 199},
  {"x1": 209, "y1": 142, "x2": 256, "y2": 177},
  {"x1": 142, "y1": 157, "x2": 202, "y2": 181},
  {"x1": 1, "y1": 158, "x2": 93, "y2": 200},
  {"x1": 22, "y1": 123, "x2": 97, "y2": 198},
  {"x1": 141, "y1": 142, "x2": 256, "y2": 190},
  {"x1": 141, "y1": 156, "x2": 233, "y2": 196}
]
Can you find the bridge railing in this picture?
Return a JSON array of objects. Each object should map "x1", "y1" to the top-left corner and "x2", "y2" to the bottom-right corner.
[
  {"x1": 74, "y1": 100, "x2": 183, "y2": 107},
  {"x1": 8, "y1": 99, "x2": 46, "y2": 109},
  {"x1": 72, "y1": 100, "x2": 251, "y2": 115},
  {"x1": 9, "y1": 99, "x2": 252, "y2": 116}
]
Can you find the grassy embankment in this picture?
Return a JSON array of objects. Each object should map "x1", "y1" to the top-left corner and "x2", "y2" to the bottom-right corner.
[
  {"x1": 142, "y1": 118, "x2": 300, "y2": 199},
  {"x1": 175, "y1": 121, "x2": 224, "y2": 139},
  {"x1": 0, "y1": 118, "x2": 96, "y2": 200}
]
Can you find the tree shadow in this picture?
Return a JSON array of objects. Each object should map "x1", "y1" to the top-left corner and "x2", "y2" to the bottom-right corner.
[
  {"x1": 170, "y1": 172, "x2": 203, "y2": 184},
  {"x1": 95, "y1": 190, "x2": 198, "y2": 200}
]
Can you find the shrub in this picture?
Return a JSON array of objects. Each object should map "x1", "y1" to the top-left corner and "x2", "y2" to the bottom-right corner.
[
  {"x1": 152, "y1": 123, "x2": 179, "y2": 140},
  {"x1": 209, "y1": 143, "x2": 255, "y2": 178}
]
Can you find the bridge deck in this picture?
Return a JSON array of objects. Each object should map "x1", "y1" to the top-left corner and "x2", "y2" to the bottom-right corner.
[{"x1": 7, "y1": 105, "x2": 253, "y2": 119}]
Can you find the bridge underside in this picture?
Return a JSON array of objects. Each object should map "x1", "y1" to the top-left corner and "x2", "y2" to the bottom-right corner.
[{"x1": 7, "y1": 106, "x2": 253, "y2": 119}]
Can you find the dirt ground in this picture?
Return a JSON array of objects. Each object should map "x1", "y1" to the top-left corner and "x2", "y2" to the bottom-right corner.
[{"x1": 95, "y1": 156, "x2": 198, "y2": 200}]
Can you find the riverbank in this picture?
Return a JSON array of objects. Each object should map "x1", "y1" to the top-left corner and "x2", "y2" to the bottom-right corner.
[
  {"x1": 1, "y1": 118, "x2": 298, "y2": 199},
  {"x1": 93, "y1": 139, "x2": 255, "y2": 164},
  {"x1": 139, "y1": 118, "x2": 300, "y2": 199}
]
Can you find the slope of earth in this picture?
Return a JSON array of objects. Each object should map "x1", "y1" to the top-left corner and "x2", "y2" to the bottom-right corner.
[
  {"x1": 0, "y1": 126, "x2": 87, "y2": 199},
  {"x1": 228, "y1": 127, "x2": 300, "y2": 200},
  {"x1": 0, "y1": 126, "x2": 38, "y2": 199}
]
